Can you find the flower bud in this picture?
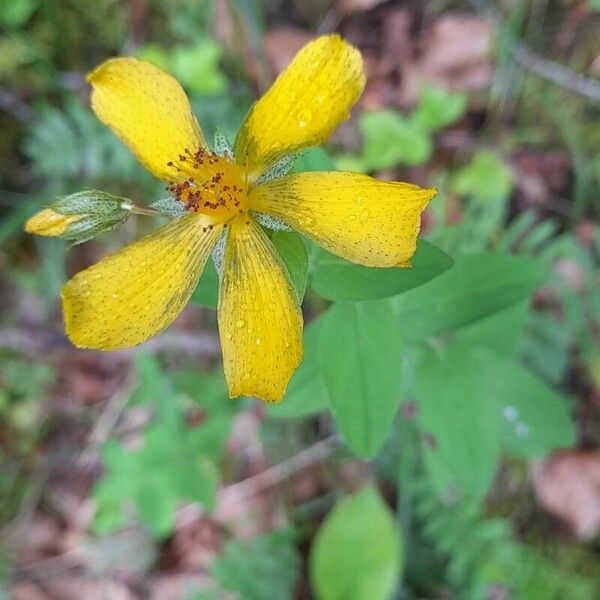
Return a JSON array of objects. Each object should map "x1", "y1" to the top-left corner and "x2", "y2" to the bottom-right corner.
[{"x1": 25, "y1": 190, "x2": 133, "y2": 244}]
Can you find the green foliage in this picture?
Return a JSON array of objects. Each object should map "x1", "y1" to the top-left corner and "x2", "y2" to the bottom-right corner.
[
  {"x1": 357, "y1": 110, "x2": 432, "y2": 170},
  {"x1": 414, "y1": 342, "x2": 574, "y2": 500},
  {"x1": 415, "y1": 343, "x2": 503, "y2": 500},
  {"x1": 310, "y1": 240, "x2": 453, "y2": 302},
  {"x1": 411, "y1": 86, "x2": 468, "y2": 132},
  {"x1": 208, "y1": 529, "x2": 301, "y2": 600},
  {"x1": 451, "y1": 151, "x2": 513, "y2": 201},
  {"x1": 23, "y1": 99, "x2": 153, "y2": 190},
  {"x1": 0, "y1": 0, "x2": 39, "y2": 28},
  {"x1": 139, "y1": 39, "x2": 227, "y2": 95},
  {"x1": 336, "y1": 86, "x2": 467, "y2": 172},
  {"x1": 93, "y1": 356, "x2": 232, "y2": 538},
  {"x1": 413, "y1": 478, "x2": 596, "y2": 599},
  {"x1": 310, "y1": 486, "x2": 401, "y2": 600},
  {"x1": 321, "y1": 301, "x2": 402, "y2": 457},
  {"x1": 391, "y1": 253, "x2": 545, "y2": 340}
]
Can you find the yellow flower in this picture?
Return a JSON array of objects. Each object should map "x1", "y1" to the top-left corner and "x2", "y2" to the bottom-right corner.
[{"x1": 58, "y1": 35, "x2": 435, "y2": 403}]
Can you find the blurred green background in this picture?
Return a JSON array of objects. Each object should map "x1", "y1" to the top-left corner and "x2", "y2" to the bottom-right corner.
[{"x1": 1, "y1": 0, "x2": 600, "y2": 598}]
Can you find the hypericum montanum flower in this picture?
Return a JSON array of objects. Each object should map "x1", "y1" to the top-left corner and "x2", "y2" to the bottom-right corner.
[{"x1": 27, "y1": 35, "x2": 435, "y2": 403}]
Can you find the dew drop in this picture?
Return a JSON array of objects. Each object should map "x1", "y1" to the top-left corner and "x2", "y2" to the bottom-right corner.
[
  {"x1": 255, "y1": 338, "x2": 261, "y2": 345},
  {"x1": 298, "y1": 108, "x2": 312, "y2": 128},
  {"x1": 503, "y1": 405, "x2": 518, "y2": 421},
  {"x1": 360, "y1": 210, "x2": 370, "y2": 222},
  {"x1": 243, "y1": 372, "x2": 251, "y2": 380},
  {"x1": 284, "y1": 342, "x2": 291, "y2": 349},
  {"x1": 236, "y1": 319, "x2": 245, "y2": 329},
  {"x1": 515, "y1": 422, "x2": 530, "y2": 437},
  {"x1": 226, "y1": 333, "x2": 233, "y2": 340},
  {"x1": 111, "y1": 293, "x2": 117, "y2": 299}
]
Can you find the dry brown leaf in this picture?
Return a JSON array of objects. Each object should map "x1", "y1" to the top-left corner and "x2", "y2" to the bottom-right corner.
[
  {"x1": 401, "y1": 14, "x2": 494, "y2": 103},
  {"x1": 41, "y1": 577, "x2": 132, "y2": 600},
  {"x1": 533, "y1": 450, "x2": 600, "y2": 539},
  {"x1": 338, "y1": 0, "x2": 387, "y2": 13}
]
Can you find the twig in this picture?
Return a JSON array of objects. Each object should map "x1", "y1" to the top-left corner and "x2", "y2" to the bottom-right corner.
[
  {"x1": 0, "y1": 327, "x2": 221, "y2": 358},
  {"x1": 220, "y1": 435, "x2": 338, "y2": 503},
  {"x1": 77, "y1": 377, "x2": 135, "y2": 466},
  {"x1": 178, "y1": 436, "x2": 339, "y2": 526},
  {"x1": 510, "y1": 43, "x2": 600, "y2": 102},
  {"x1": 469, "y1": 0, "x2": 600, "y2": 102}
]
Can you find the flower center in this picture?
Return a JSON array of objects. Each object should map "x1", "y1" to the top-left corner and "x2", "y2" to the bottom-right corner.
[{"x1": 166, "y1": 147, "x2": 248, "y2": 221}]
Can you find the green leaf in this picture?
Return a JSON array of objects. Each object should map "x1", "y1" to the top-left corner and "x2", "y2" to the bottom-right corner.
[
  {"x1": 454, "y1": 301, "x2": 530, "y2": 356},
  {"x1": 488, "y1": 353, "x2": 576, "y2": 458},
  {"x1": 0, "y1": 0, "x2": 38, "y2": 27},
  {"x1": 451, "y1": 151, "x2": 513, "y2": 201},
  {"x1": 294, "y1": 146, "x2": 337, "y2": 172},
  {"x1": 310, "y1": 486, "x2": 401, "y2": 600},
  {"x1": 134, "y1": 478, "x2": 176, "y2": 537},
  {"x1": 212, "y1": 529, "x2": 300, "y2": 600},
  {"x1": 129, "y1": 353, "x2": 170, "y2": 406},
  {"x1": 411, "y1": 86, "x2": 468, "y2": 132},
  {"x1": 268, "y1": 315, "x2": 329, "y2": 418},
  {"x1": 391, "y1": 253, "x2": 545, "y2": 340},
  {"x1": 360, "y1": 110, "x2": 432, "y2": 170},
  {"x1": 414, "y1": 343, "x2": 502, "y2": 499},
  {"x1": 171, "y1": 40, "x2": 227, "y2": 95},
  {"x1": 321, "y1": 301, "x2": 402, "y2": 457},
  {"x1": 171, "y1": 368, "x2": 232, "y2": 415},
  {"x1": 311, "y1": 240, "x2": 453, "y2": 302},
  {"x1": 191, "y1": 259, "x2": 219, "y2": 308},
  {"x1": 271, "y1": 231, "x2": 308, "y2": 299}
]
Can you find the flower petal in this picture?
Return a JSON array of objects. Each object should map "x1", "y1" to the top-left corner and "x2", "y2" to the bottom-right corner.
[
  {"x1": 235, "y1": 35, "x2": 365, "y2": 181},
  {"x1": 218, "y1": 217, "x2": 303, "y2": 402},
  {"x1": 87, "y1": 58, "x2": 205, "y2": 181},
  {"x1": 249, "y1": 172, "x2": 436, "y2": 267},
  {"x1": 62, "y1": 213, "x2": 221, "y2": 350},
  {"x1": 25, "y1": 208, "x2": 82, "y2": 237}
]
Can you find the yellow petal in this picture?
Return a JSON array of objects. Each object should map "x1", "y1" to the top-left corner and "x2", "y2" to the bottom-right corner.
[
  {"x1": 25, "y1": 208, "x2": 81, "y2": 237},
  {"x1": 87, "y1": 58, "x2": 205, "y2": 181},
  {"x1": 250, "y1": 172, "x2": 436, "y2": 267},
  {"x1": 62, "y1": 213, "x2": 221, "y2": 350},
  {"x1": 235, "y1": 35, "x2": 365, "y2": 181},
  {"x1": 218, "y1": 217, "x2": 303, "y2": 402}
]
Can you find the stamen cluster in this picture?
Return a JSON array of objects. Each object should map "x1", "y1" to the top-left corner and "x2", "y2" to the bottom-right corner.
[{"x1": 166, "y1": 148, "x2": 247, "y2": 222}]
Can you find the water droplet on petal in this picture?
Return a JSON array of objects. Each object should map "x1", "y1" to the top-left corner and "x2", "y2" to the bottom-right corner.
[
  {"x1": 360, "y1": 210, "x2": 370, "y2": 222},
  {"x1": 243, "y1": 372, "x2": 251, "y2": 380},
  {"x1": 111, "y1": 293, "x2": 117, "y2": 299},
  {"x1": 226, "y1": 333, "x2": 233, "y2": 340},
  {"x1": 255, "y1": 338, "x2": 261, "y2": 345},
  {"x1": 298, "y1": 108, "x2": 312, "y2": 128},
  {"x1": 236, "y1": 319, "x2": 245, "y2": 329}
]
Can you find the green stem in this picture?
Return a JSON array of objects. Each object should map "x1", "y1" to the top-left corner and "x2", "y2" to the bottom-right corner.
[{"x1": 395, "y1": 412, "x2": 419, "y2": 600}]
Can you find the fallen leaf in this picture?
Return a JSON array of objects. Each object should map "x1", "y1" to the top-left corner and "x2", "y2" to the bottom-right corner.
[
  {"x1": 533, "y1": 450, "x2": 600, "y2": 539},
  {"x1": 338, "y1": 0, "x2": 387, "y2": 14},
  {"x1": 401, "y1": 14, "x2": 494, "y2": 103}
]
